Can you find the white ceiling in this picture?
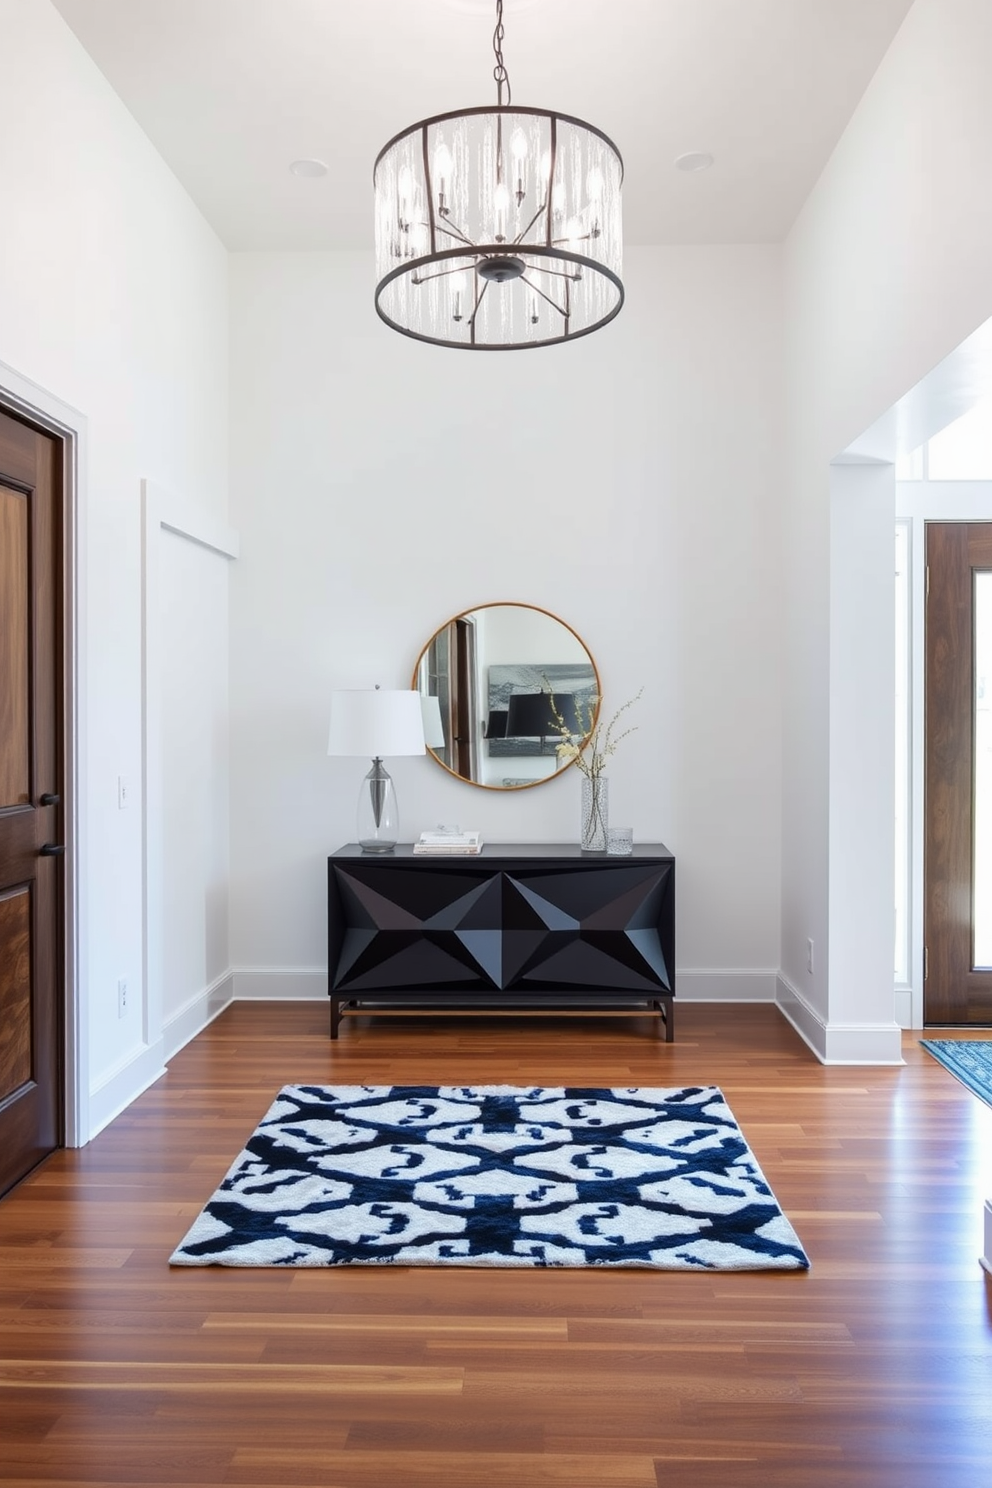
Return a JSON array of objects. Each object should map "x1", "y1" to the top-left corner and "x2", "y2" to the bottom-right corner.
[{"x1": 50, "y1": 0, "x2": 914, "y2": 251}]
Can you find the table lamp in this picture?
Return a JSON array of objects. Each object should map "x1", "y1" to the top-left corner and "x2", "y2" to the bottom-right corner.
[
  {"x1": 327, "y1": 687, "x2": 425, "y2": 852},
  {"x1": 505, "y1": 690, "x2": 580, "y2": 754}
]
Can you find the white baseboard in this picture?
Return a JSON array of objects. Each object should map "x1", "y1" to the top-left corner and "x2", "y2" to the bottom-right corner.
[
  {"x1": 233, "y1": 966, "x2": 327, "y2": 1000},
  {"x1": 162, "y1": 970, "x2": 235, "y2": 1061},
  {"x1": 87, "y1": 972, "x2": 234, "y2": 1140},
  {"x1": 84, "y1": 963, "x2": 909, "y2": 1140},
  {"x1": 676, "y1": 969, "x2": 777, "y2": 1002},
  {"x1": 231, "y1": 966, "x2": 775, "y2": 1005},
  {"x1": 88, "y1": 1039, "x2": 167, "y2": 1139},
  {"x1": 776, "y1": 973, "x2": 904, "y2": 1064}
]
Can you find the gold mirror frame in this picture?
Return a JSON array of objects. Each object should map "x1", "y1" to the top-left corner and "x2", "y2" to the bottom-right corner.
[{"x1": 412, "y1": 602, "x2": 600, "y2": 790}]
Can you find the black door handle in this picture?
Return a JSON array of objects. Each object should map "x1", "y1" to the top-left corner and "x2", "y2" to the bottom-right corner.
[
  {"x1": 40, "y1": 843, "x2": 65, "y2": 856},
  {"x1": 40, "y1": 793, "x2": 61, "y2": 806}
]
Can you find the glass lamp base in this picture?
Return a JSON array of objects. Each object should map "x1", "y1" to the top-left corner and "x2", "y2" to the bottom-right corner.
[{"x1": 358, "y1": 757, "x2": 399, "y2": 852}]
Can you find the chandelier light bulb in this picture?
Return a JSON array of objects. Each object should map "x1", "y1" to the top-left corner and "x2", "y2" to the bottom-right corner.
[
  {"x1": 434, "y1": 143, "x2": 453, "y2": 179},
  {"x1": 433, "y1": 141, "x2": 453, "y2": 215},
  {"x1": 510, "y1": 126, "x2": 529, "y2": 203},
  {"x1": 372, "y1": 0, "x2": 623, "y2": 349}
]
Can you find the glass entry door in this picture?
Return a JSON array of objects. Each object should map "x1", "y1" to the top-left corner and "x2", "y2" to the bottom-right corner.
[{"x1": 924, "y1": 521, "x2": 992, "y2": 1024}]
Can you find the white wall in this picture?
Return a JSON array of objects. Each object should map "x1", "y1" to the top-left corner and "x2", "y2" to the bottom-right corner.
[
  {"x1": 0, "y1": 0, "x2": 230, "y2": 1132},
  {"x1": 228, "y1": 245, "x2": 784, "y2": 1003},
  {"x1": 782, "y1": 0, "x2": 992, "y2": 1059}
]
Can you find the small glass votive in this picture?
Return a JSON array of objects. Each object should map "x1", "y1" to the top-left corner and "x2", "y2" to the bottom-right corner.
[{"x1": 607, "y1": 826, "x2": 633, "y2": 856}]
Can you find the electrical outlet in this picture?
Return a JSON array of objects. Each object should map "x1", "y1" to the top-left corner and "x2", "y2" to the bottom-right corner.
[
  {"x1": 806, "y1": 938, "x2": 815, "y2": 975},
  {"x1": 117, "y1": 977, "x2": 128, "y2": 1018}
]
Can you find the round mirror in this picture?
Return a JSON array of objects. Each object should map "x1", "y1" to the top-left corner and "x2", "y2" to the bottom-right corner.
[{"x1": 412, "y1": 602, "x2": 600, "y2": 789}]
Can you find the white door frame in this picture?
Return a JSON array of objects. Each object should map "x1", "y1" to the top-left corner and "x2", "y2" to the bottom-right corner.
[
  {"x1": 895, "y1": 481, "x2": 992, "y2": 1030},
  {"x1": 1, "y1": 359, "x2": 88, "y2": 1145}
]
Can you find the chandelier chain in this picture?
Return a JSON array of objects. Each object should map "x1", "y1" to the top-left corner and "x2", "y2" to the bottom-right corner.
[{"x1": 492, "y1": 0, "x2": 511, "y2": 107}]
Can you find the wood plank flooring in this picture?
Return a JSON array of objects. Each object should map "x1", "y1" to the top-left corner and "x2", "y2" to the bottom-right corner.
[{"x1": 1, "y1": 1002, "x2": 991, "y2": 1487}]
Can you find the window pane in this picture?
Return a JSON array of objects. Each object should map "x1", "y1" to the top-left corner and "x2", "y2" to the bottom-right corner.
[
  {"x1": 975, "y1": 571, "x2": 992, "y2": 968},
  {"x1": 928, "y1": 398, "x2": 992, "y2": 480}
]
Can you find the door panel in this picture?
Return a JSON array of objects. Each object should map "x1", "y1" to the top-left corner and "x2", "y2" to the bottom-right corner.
[
  {"x1": 0, "y1": 408, "x2": 63, "y2": 1196},
  {"x1": 1, "y1": 486, "x2": 31, "y2": 805},
  {"x1": 924, "y1": 520, "x2": 992, "y2": 1025},
  {"x1": 0, "y1": 888, "x2": 33, "y2": 1098}
]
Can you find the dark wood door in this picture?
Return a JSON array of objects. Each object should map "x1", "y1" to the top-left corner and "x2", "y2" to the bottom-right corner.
[
  {"x1": 0, "y1": 406, "x2": 64, "y2": 1195},
  {"x1": 924, "y1": 520, "x2": 992, "y2": 1025}
]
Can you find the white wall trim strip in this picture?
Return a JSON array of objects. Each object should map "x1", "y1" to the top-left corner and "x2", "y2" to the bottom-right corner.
[
  {"x1": 676, "y1": 969, "x2": 778, "y2": 1002},
  {"x1": 233, "y1": 967, "x2": 328, "y2": 1000}
]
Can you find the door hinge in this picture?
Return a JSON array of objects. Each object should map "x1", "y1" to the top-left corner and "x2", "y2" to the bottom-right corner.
[
  {"x1": 924, "y1": 946, "x2": 928, "y2": 981},
  {"x1": 925, "y1": 564, "x2": 930, "y2": 601}
]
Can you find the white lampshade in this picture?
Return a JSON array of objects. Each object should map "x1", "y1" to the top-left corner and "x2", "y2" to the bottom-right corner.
[
  {"x1": 421, "y1": 694, "x2": 446, "y2": 750},
  {"x1": 327, "y1": 689, "x2": 426, "y2": 758}
]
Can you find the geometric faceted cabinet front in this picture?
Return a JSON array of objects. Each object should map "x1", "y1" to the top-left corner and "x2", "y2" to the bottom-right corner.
[{"x1": 327, "y1": 843, "x2": 675, "y2": 1040}]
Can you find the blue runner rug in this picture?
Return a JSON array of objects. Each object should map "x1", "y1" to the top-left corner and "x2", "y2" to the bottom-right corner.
[
  {"x1": 170, "y1": 1084, "x2": 809, "y2": 1271},
  {"x1": 920, "y1": 1039, "x2": 992, "y2": 1110}
]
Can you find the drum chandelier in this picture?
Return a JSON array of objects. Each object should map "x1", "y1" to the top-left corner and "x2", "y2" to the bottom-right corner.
[{"x1": 373, "y1": 0, "x2": 624, "y2": 350}]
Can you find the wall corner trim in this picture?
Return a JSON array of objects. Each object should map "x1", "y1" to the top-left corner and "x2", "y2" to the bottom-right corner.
[
  {"x1": 776, "y1": 973, "x2": 904, "y2": 1065},
  {"x1": 141, "y1": 478, "x2": 239, "y2": 561}
]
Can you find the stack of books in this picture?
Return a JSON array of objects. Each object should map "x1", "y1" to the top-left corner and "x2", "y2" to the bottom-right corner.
[{"x1": 413, "y1": 831, "x2": 483, "y2": 855}]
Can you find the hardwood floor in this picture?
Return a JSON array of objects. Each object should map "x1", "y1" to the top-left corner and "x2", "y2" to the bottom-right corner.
[{"x1": 1, "y1": 1002, "x2": 991, "y2": 1487}]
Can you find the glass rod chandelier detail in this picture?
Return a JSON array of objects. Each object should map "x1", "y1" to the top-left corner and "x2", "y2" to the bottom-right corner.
[{"x1": 373, "y1": 0, "x2": 624, "y2": 350}]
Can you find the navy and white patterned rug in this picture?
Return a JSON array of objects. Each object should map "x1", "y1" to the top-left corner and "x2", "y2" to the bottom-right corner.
[
  {"x1": 920, "y1": 1039, "x2": 992, "y2": 1110},
  {"x1": 170, "y1": 1084, "x2": 810, "y2": 1271}
]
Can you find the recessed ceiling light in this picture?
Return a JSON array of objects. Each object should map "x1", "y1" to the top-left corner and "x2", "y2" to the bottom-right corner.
[
  {"x1": 674, "y1": 151, "x2": 714, "y2": 173},
  {"x1": 289, "y1": 159, "x2": 328, "y2": 178}
]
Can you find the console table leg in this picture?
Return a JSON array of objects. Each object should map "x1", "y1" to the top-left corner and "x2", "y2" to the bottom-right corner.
[
  {"x1": 330, "y1": 995, "x2": 341, "y2": 1040},
  {"x1": 659, "y1": 996, "x2": 674, "y2": 1042}
]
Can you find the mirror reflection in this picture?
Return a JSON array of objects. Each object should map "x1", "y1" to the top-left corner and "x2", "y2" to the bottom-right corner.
[{"x1": 412, "y1": 602, "x2": 600, "y2": 789}]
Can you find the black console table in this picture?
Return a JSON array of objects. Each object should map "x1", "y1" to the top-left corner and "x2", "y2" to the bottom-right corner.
[{"x1": 327, "y1": 843, "x2": 675, "y2": 1040}]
